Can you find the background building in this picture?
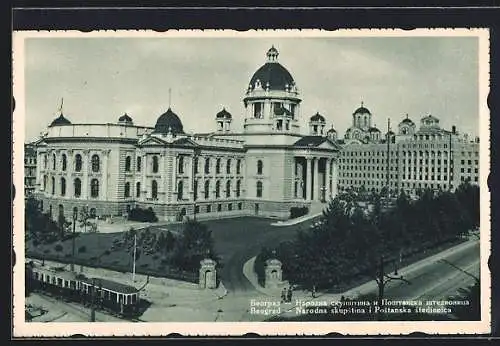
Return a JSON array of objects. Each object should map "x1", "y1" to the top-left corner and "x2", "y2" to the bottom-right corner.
[
  {"x1": 24, "y1": 143, "x2": 37, "y2": 197},
  {"x1": 33, "y1": 47, "x2": 341, "y2": 222},
  {"x1": 338, "y1": 105, "x2": 480, "y2": 196}
]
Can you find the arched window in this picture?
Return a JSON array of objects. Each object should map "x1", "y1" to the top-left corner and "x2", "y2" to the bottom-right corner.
[
  {"x1": 136, "y1": 182, "x2": 141, "y2": 197},
  {"x1": 43, "y1": 175, "x2": 47, "y2": 190},
  {"x1": 52, "y1": 154, "x2": 56, "y2": 170},
  {"x1": 43, "y1": 154, "x2": 47, "y2": 169},
  {"x1": 136, "y1": 156, "x2": 142, "y2": 172},
  {"x1": 226, "y1": 159, "x2": 231, "y2": 174},
  {"x1": 236, "y1": 180, "x2": 241, "y2": 197},
  {"x1": 61, "y1": 154, "x2": 67, "y2": 171},
  {"x1": 91, "y1": 154, "x2": 100, "y2": 172},
  {"x1": 178, "y1": 156, "x2": 184, "y2": 174},
  {"x1": 236, "y1": 159, "x2": 241, "y2": 175},
  {"x1": 90, "y1": 179, "x2": 99, "y2": 198},
  {"x1": 74, "y1": 178, "x2": 81, "y2": 197},
  {"x1": 75, "y1": 154, "x2": 82, "y2": 172},
  {"x1": 124, "y1": 182, "x2": 130, "y2": 197},
  {"x1": 204, "y1": 180, "x2": 210, "y2": 199},
  {"x1": 257, "y1": 160, "x2": 263, "y2": 175},
  {"x1": 226, "y1": 180, "x2": 231, "y2": 198},
  {"x1": 177, "y1": 181, "x2": 183, "y2": 200},
  {"x1": 205, "y1": 158, "x2": 210, "y2": 174},
  {"x1": 125, "y1": 156, "x2": 131, "y2": 172},
  {"x1": 60, "y1": 177, "x2": 66, "y2": 196},
  {"x1": 216, "y1": 158, "x2": 221, "y2": 174},
  {"x1": 215, "y1": 180, "x2": 221, "y2": 198},
  {"x1": 151, "y1": 180, "x2": 158, "y2": 199},
  {"x1": 50, "y1": 177, "x2": 55, "y2": 194},
  {"x1": 256, "y1": 181, "x2": 263, "y2": 197},
  {"x1": 152, "y1": 156, "x2": 159, "y2": 173}
]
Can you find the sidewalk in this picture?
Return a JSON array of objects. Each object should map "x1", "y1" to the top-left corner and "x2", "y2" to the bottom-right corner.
[{"x1": 271, "y1": 212, "x2": 322, "y2": 227}]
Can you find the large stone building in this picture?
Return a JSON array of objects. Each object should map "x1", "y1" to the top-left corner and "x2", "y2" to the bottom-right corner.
[
  {"x1": 338, "y1": 104, "x2": 480, "y2": 196},
  {"x1": 33, "y1": 47, "x2": 341, "y2": 222},
  {"x1": 24, "y1": 143, "x2": 37, "y2": 196}
]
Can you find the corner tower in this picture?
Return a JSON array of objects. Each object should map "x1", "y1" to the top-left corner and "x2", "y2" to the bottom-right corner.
[{"x1": 242, "y1": 46, "x2": 302, "y2": 134}]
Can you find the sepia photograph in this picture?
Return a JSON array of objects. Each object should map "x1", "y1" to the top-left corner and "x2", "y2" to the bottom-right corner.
[{"x1": 12, "y1": 28, "x2": 491, "y2": 336}]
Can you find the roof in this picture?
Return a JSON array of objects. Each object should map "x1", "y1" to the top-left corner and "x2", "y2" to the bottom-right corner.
[
  {"x1": 248, "y1": 48, "x2": 295, "y2": 92},
  {"x1": 327, "y1": 126, "x2": 337, "y2": 133},
  {"x1": 49, "y1": 114, "x2": 72, "y2": 127},
  {"x1": 400, "y1": 117, "x2": 415, "y2": 125},
  {"x1": 310, "y1": 112, "x2": 325, "y2": 122},
  {"x1": 421, "y1": 114, "x2": 440, "y2": 122},
  {"x1": 216, "y1": 108, "x2": 232, "y2": 119},
  {"x1": 153, "y1": 108, "x2": 184, "y2": 135},
  {"x1": 30, "y1": 264, "x2": 81, "y2": 281},
  {"x1": 368, "y1": 127, "x2": 381, "y2": 133},
  {"x1": 118, "y1": 113, "x2": 133, "y2": 123},
  {"x1": 353, "y1": 106, "x2": 371, "y2": 115},
  {"x1": 81, "y1": 277, "x2": 139, "y2": 294}
]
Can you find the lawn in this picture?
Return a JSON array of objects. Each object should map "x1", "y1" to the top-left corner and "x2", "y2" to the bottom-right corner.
[{"x1": 25, "y1": 225, "x2": 198, "y2": 282}]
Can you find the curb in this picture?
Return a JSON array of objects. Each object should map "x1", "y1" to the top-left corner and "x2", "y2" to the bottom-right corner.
[{"x1": 271, "y1": 212, "x2": 323, "y2": 227}]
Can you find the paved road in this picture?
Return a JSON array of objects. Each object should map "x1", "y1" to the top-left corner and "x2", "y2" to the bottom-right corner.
[
  {"x1": 381, "y1": 240, "x2": 480, "y2": 301},
  {"x1": 201, "y1": 216, "x2": 320, "y2": 294}
]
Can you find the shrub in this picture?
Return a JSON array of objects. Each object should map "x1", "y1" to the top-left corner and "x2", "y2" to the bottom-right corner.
[
  {"x1": 128, "y1": 207, "x2": 158, "y2": 222},
  {"x1": 54, "y1": 244, "x2": 63, "y2": 252},
  {"x1": 103, "y1": 250, "x2": 111, "y2": 256},
  {"x1": 152, "y1": 255, "x2": 159, "y2": 260},
  {"x1": 78, "y1": 245, "x2": 87, "y2": 253},
  {"x1": 290, "y1": 207, "x2": 309, "y2": 219},
  {"x1": 43, "y1": 249, "x2": 50, "y2": 254}
]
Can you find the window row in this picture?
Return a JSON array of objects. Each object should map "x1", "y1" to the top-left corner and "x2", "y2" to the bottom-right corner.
[
  {"x1": 43, "y1": 176, "x2": 100, "y2": 198},
  {"x1": 43, "y1": 153, "x2": 102, "y2": 173}
]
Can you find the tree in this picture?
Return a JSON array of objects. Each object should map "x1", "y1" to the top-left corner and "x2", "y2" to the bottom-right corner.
[
  {"x1": 171, "y1": 220, "x2": 215, "y2": 271},
  {"x1": 164, "y1": 231, "x2": 176, "y2": 253},
  {"x1": 79, "y1": 206, "x2": 91, "y2": 233}
]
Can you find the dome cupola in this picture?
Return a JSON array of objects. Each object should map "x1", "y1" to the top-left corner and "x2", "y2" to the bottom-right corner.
[
  {"x1": 118, "y1": 113, "x2": 133, "y2": 125},
  {"x1": 153, "y1": 107, "x2": 184, "y2": 135},
  {"x1": 309, "y1": 112, "x2": 326, "y2": 136},
  {"x1": 49, "y1": 113, "x2": 72, "y2": 127},
  {"x1": 352, "y1": 101, "x2": 372, "y2": 130},
  {"x1": 215, "y1": 107, "x2": 232, "y2": 133}
]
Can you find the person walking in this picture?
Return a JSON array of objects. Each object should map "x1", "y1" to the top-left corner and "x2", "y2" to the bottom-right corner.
[
  {"x1": 312, "y1": 285, "x2": 317, "y2": 298},
  {"x1": 286, "y1": 285, "x2": 293, "y2": 303},
  {"x1": 281, "y1": 287, "x2": 287, "y2": 303}
]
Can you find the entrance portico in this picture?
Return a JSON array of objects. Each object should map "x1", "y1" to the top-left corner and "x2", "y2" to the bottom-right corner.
[{"x1": 293, "y1": 155, "x2": 338, "y2": 203}]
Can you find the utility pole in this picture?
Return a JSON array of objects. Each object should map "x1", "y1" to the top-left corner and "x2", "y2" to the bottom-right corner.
[
  {"x1": 375, "y1": 255, "x2": 411, "y2": 320},
  {"x1": 71, "y1": 209, "x2": 77, "y2": 272},
  {"x1": 192, "y1": 148, "x2": 200, "y2": 221},
  {"x1": 386, "y1": 118, "x2": 391, "y2": 196},
  {"x1": 132, "y1": 233, "x2": 137, "y2": 283},
  {"x1": 90, "y1": 278, "x2": 96, "y2": 322}
]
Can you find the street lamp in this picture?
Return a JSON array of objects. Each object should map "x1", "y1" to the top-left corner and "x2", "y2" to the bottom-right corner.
[
  {"x1": 71, "y1": 208, "x2": 77, "y2": 272},
  {"x1": 375, "y1": 255, "x2": 411, "y2": 320}
]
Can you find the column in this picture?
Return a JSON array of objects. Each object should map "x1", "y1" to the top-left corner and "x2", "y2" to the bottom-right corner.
[
  {"x1": 160, "y1": 152, "x2": 166, "y2": 202},
  {"x1": 172, "y1": 154, "x2": 177, "y2": 201},
  {"x1": 141, "y1": 153, "x2": 147, "y2": 198},
  {"x1": 304, "y1": 157, "x2": 311, "y2": 200},
  {"x1": 332, "y1": 158, "x2": 338, "y2": 198},
  {"x1": 313, "y1": 157, "x2": 319, "y2": 201},
  {"x1": 325, "y1": 158, "x2": 331, "y2": 200},
  {"x1": 36, "y1": 151, "x2": 43, "y2": 190}
]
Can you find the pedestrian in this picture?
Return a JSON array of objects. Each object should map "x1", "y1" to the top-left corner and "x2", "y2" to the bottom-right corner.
[
  {"x1": 281, "y1": 287, "x2": 287, "y2": 303},
  {"x1": 287, "y1": 286, "x2": 293, "y2": 303},
  {"x1": 312, "y1": 285, "x2": 316, "y2": 298}
]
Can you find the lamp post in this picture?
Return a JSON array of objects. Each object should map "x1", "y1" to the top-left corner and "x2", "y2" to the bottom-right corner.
[
  {"x1": 71, "y1": 208, "x2": 77, "y2": 272},
  {"x1": 375, "y1": 255, "x2": 411, "y2": 320}
]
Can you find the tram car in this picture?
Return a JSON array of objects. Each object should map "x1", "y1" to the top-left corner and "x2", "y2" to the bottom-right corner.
[{"x1": 26, "y1": 261, "x2": 141, "y2": 318}]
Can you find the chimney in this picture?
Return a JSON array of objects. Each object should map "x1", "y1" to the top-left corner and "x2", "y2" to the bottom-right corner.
[{"x1": 452, "y1": 125, "x2": 456, "y2": 134}]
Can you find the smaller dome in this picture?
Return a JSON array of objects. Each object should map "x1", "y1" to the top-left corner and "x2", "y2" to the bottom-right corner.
[
  {"x1": 310, "y1": 112, "x2": 326, "y2": 122},
  {"x1": 401, "y1": 117, "x2": 415, "y2": 125},
  {"x1": 153, "y1": 108, "x2": 184, "y2": 135},
  {"x1": 353, "y1": 106, "x2": 371, "y2": 115},
  {"x1": 266, "y1": 45, "x2": 279, "y2": 62},
  {"x1": 49, "y1": 113, "x2": 71, "y2": 127},
  {"x1": 421, "y1": 114, "x2": 439, "y2": 122},
  {"x1": 118, "y1": 113, "x2": 133, "y2": 123},
  {"x1": 327, "y1": 126, "x2": 337, "y2": 133},
  {"x1": 216, "y1": 108, "x2": 232, "y2": 119},
  {"x1": 368, "y1": 127, "x2": 381, "y2": 133},
  {"x1": 386, "y1": 130, "x2": 395, "y2": 136}
]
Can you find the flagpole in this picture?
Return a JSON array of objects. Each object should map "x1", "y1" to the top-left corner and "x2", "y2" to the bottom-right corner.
[{"x1": 132, "y1": 233, "x2": 137, "y2": 283}]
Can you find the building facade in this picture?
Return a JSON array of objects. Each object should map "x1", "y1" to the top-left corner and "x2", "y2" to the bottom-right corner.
[
  {"x1": 338, "y1": 105, "x2": 480, "y2": 196},
  {"x1": 33, "y1": 47, "x2": 341, "y2": 222},
  {"x1": 24, "y1": 143, "x2": 37, "y2": 197}
]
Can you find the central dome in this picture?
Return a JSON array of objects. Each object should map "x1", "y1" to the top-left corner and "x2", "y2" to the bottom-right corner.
[
  {"x1": 153, "y1": 108, "x2": 184, "y2": 135},
  {"x1": 248, "y1": 46, "x2": 296, "y2": 92}
]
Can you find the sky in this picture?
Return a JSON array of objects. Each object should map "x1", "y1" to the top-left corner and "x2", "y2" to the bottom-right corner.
[{"x1": 22, "y1": 35, "x2": 480, "y2": 142}]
